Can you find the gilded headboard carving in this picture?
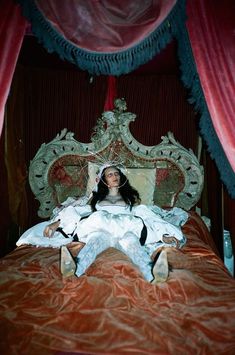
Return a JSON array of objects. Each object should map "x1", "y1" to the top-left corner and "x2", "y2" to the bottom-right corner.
[{"x1": 29, "y1": 98, "x2": 204, "y2": 218}]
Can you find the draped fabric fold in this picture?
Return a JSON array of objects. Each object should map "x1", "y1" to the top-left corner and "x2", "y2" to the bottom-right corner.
[
  {"x1": 173, "y1": 10, "x2": 235, "y2": 198},
  {"x1": 104, "y1": 76, "x2": 117, "y2": 111},
  {"x1": 0, "y1": 0, "x2": 27, "y2": 137},
  {"x1": 186, "y1": 0, "x2": 235, "y2": 197}
]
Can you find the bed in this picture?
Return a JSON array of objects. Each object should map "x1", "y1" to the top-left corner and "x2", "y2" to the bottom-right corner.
[{"x1": 1, "y1": 98, "x2": 235, "y2": 355}]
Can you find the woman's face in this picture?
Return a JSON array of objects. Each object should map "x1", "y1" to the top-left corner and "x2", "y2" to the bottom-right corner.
[{"x1": 103, "y1": 167, "x2": 120, "y2": 188}]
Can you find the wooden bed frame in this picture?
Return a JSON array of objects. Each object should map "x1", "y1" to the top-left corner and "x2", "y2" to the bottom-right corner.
[{"x1": 29, "y1": 98, "x2": 204, "y2": 218}]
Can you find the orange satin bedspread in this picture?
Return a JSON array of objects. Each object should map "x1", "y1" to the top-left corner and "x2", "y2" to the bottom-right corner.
[{"x1": 0, "y1": 211, "x2": 235, "y2": 355}]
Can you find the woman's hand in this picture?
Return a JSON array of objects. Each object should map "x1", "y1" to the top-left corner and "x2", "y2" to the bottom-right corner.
[{"x1": 43, "y1": 220, "x2": 60, "y2": 238}]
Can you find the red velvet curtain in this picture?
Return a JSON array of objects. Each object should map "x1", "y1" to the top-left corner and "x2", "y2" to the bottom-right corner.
[
  {"x1": 186, "y1": 0, "x2": 235, "y2": 174},
  {"x1": 0, "y1": 0, "x2": 27, "y2": 136}
]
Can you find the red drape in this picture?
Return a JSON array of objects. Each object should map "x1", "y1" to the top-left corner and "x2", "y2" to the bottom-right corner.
[
  {"x1": 186, "y1": 0, "x2": 235, "y2": 174},
  {"x1": 104, "y1": 76, "x2": 117, "y2": 111},
  {"x1": 0, "y1": 0, "x2": 27, "y2": 136}
]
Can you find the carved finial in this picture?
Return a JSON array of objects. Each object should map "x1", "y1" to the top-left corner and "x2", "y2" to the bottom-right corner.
[
  {"x1": 114, "y1": 98, "x2": 127, "y2": 113},
  {"x1": 52, "y1": 128, "x2": 68, "y2": 142}
]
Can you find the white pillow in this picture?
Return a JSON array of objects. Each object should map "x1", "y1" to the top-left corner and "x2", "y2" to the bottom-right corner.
[{"x1": 86, "y1": 162, "x2": 156, "y2": 205}]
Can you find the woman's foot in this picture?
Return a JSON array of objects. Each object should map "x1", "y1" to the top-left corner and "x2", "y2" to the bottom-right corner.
[
  {"x1": 60, "y1": 246, "x2": 76, "y2": 277},
  {"x1": 151, "y1": 249, "x2": 169, "y2": 284}
]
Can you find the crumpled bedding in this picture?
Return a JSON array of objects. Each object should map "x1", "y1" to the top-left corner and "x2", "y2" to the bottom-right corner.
[
  {"x1": 16, "y1": 205, "x2": 189, "y2": 248},
  {"x1": 0, "y1": 211, "x2": 235, "y2": 355}
]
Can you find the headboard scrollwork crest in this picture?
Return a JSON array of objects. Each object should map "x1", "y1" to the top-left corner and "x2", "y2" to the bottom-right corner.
[{"x1": 29, "y1": 99, "x2": 204, "y2": 218}]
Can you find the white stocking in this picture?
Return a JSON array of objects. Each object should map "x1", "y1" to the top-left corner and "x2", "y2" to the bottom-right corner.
[
  {"x1": 75, "y1": 231, "x2": 112, "y2": 277},
  {"x1": 117, "y1": 232, "x2": 153, "y2": 282}
]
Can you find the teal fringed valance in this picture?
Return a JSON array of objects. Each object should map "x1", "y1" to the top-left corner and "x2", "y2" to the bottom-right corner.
[{"x1": 17, "y1": 0, "x2": 183, "y2": 75}]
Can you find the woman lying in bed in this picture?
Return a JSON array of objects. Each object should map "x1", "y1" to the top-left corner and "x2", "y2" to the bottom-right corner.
[{"x1": 17, "y1": 165, "x2": 188, "y2": 284}]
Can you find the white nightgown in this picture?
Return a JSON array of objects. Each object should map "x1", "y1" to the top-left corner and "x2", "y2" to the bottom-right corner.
[{"x1": 16, "y1": 200, "x2": 188, "y2": 281}]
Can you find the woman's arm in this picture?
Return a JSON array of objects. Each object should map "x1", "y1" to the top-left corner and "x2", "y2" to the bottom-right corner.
[{"x1": 43, "y1": 203, "x2": 93, "y2": 238}]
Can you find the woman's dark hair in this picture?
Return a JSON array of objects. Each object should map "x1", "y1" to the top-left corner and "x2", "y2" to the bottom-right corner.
[{"x1": 90, "y1": 166, "x2": 140, "y2": 211}]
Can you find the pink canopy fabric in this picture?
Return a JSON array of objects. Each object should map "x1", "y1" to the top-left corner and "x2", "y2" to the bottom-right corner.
[
  {"x1": 0, "y1": 0, "x2": 27, "y2": 136},
  {"x1": 35, "y1": 0, "x2": 177, "y2": 52},
  {"x1": 187, "y1": 0, "x2": 235, "y2": 177}
]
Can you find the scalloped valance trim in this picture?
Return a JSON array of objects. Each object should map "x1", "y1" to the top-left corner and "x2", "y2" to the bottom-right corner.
[
  {"x1": 175, "y1": 26, "x2": 235, "y2": 198},
  {"x1": 17, "y1": 0, "x2": 185, "y2": 75}
]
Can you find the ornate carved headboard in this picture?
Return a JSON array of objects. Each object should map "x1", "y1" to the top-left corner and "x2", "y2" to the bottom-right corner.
[{"x1": 29, "y1": 98, "x2": 204, "y2": 219}]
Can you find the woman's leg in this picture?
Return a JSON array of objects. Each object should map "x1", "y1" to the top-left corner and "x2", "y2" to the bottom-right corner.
[
  {"x1": 75, "y1": 231, "x2": 112, "y2": 277},
  {"x1": 117, "y1": 232, "x2": 153, "y2": 282}
]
